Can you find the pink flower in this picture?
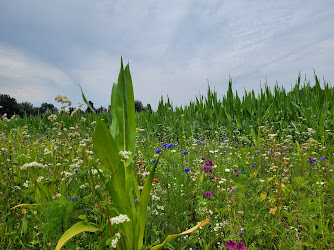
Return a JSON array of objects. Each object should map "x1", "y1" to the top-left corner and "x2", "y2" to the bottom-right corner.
[
  {"x1": 226, "y1": 240, "x2": 246, "y2": 250},
  {"x1": 205, "y1": 191, "x2": 213, "y2": 198},
  {"x1": 236, "y1": 242, "x2": 246, "y2": 250},
  {"x1": 226, "y1": 240, "x2": 237, "y2": 249}
]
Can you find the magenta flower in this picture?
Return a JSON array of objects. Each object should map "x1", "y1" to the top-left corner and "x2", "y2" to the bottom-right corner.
[
  {"x1": 205, "y1": 191, "x2": 213, "y2": 198},
  {"x1": 226, "y1": 240, "x2": 246, "y2": 250},
  {"x1": 236, "y1": 242, "x2": 246, "y2": 250},
  {"x1": 202, "y1": 166, "x2": 212, "y2": 173},
  {"x1": 226, "y1": 240, "x2": 237, "y2": 249}
]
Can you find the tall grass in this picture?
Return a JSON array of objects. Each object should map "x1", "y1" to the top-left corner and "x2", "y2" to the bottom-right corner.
[{"x1": 1, "y1": 73, "x2": 333, "y2": 249}]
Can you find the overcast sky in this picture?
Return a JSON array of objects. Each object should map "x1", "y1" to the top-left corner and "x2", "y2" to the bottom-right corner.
[{"x1": 0, "y1": 0, "x2": 333, "y2": 109}]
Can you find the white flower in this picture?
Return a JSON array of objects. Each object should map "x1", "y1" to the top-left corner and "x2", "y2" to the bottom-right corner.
[
  {"x1": 119, "y1": 151, "x2": 132, "y2": 160},
  {"x1": 110, "y1": 214, "x2": 130, "y2": 225},
  {"x1": 21, "y1": 162, "x2": 44, "y2": 170},
  {"x1": 44, "y1": 148, "x2": 51, "y2": 155},
  {"x1": 23, "y1": 180, "x2": 30, "y2": 188},
  {"x1": 48, "y1": 114, "x2": 57, "y2": 122},
  {"x1": 37, "y1": 176, "x2": 45, "y2": 182},
  {"x1": 111, "y1": 233, "x2": 121, "y2": 248},
  {"x1": 157, "y1": 205, "x2": 164, "y2": 210},
  {"x1": 225, "y1": 169, "x2": 230, "y2": 172}
]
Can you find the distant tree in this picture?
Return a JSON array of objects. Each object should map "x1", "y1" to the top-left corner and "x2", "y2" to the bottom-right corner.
[
  {"x1": 18, "y1": 101, "x2": 35, "y2": 117},
  {"x1": 0, "y1": 94, "x2": 20, "y2": 118},
  {"x1": 85, "y1": 101, "x2": 96, "y2": 113},
  {"x1": 96, "y1": 106, "x2": 107, "y2": 114},
  {"x1": 39, "y1": 103, "x2": 58, "y2": 115},
  {"x1": 135, "y1": 100, "x2": 145, "y2": 113},
  {"x1": 146, "y1": 104, "x2": 152, "y2": 114}
]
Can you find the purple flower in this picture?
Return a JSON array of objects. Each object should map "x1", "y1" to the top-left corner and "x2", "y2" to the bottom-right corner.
[
  {"x1": 308, "y1": 157, "x2": 317, "y2": 162},
  {"x1": 205, "y1": 191, "x2": 213, "y2": 198},
  {"x1": 182, "y1": 151, "x2": 188, "y2": 155},
  {"x1": 71, "y1": 197, "x2": 78, "y2": 202},
  {"x1": 226, "y1": 240, "x2": 246, "y2": 250},
  {"x1": 74, "y1": 169, "x2": 80, "y2": 174},
  {"x1": 252, "y1": 165, "x2": 256, "y2": 168},
  {"x1": 226, "y1": 240, "x2": 237, "y2": 249},
  {"x1": 238, "y1": 231, "x2": 244, "y2": 236},
  {"x1": 156, "y1": 149, "x2": 162, "y2": 153},
  {"x1": 134, "y1": 198, "x2": 139, "y2": 202},
  {"x1": 184, "y1": 168, "x2": 190, "y2": 172},
  {"x1": 205, "y1": 159, "x2": 214, "y2": 166},
  {"x1": 236, "y1": 242, "x2": 246, "y2": 250},
  {"x1": 202, "y1": 166, "x2": 213, "y2": 173}
]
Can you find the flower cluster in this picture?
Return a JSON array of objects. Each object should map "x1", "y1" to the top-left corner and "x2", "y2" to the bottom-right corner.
[
  {"x1": 110, "y1": 214, "x2": 130, "y2": 225},
  {"x1": 111, "y1": 232, "x2": 121, "y2": 248},
  {"x1": 162, "y1": 143, "x2": 174, "y2": 149},
  {"x1": 55, "y1": 95, "x2": 72, "y2": 106},
  {"x1": 48, "y1": 114, "x2": 57, "y2": 122}
]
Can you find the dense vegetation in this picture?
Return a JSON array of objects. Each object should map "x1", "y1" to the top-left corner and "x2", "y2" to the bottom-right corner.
[{"x1": 1, "y1": 73, "x2": 333, "y2": 249}]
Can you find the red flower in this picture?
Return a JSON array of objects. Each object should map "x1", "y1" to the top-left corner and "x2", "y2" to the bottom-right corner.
[{"x1": 153, "y1": 178, "x2": 159, "y2": 183}]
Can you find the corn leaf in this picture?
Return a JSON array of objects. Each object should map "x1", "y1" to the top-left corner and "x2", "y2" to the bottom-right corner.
[
  {"x1": 55, "y1": 221, "x2": 100, "y2": 250},
  {"x1": 151, "y1": 218, "x2": 210, "y2": 250}
]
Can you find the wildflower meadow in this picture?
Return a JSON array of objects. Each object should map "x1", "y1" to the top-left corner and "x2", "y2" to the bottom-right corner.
[{"x1": 1, "y1": 61, "x2": 333, "y2": 249}]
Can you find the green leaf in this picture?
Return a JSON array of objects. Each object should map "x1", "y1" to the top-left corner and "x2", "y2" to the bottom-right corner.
[
  {"x1": 92, "y1": 116, "x2": 129, "y2": 214},
  {"x1": 151, "y1": 219, "x2": 209, "y2": 250},
  {"x1": 55, "y1": 221, "x2": 100, "y2": 250},
  {"x1": 79, "y1": 85, "x2": 96, "y2": 114}
]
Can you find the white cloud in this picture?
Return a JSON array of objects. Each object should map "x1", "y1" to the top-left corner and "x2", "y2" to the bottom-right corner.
[
  {"x1": 0, "y1": 43, "x2": 74, "y2": 104},
  {"x1": 0, "y1": 1, "x2": 333, "y2": 109}
]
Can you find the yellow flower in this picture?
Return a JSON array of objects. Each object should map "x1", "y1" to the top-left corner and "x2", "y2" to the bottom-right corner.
[{"x1": 269, "y1": 207, "x2": 277, "y2": 215}]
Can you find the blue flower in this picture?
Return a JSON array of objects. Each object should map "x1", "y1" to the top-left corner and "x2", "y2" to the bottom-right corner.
[
  {"x1": 134, "y1": 198, "x2": 139, "y2": 202},
  {"x1": 71, "y1": 197, "x2": 78, "y2": 202},
  {"x1": 156, "y1": 149, "x2": 162, "y2": 154},
  {"x1": 184, "y1": 168, "x2": 190, "y2": 172},
  {"x1": 182, "y1": 151, "x2": 188, "y2": 155},
  {"x1": 241, "y1": 170, "x2": 245, "y2": 174},
  {"x1": 320, "y1": 157, "x2": 325, "y2": 160},
  {"x1": 152, "y1": 159, "x2": 157, "y2": 163},
  {"x1": 162, "y1": 143, "x2": 168, "y2": 148},
  {"x1": 167, "y1": 143, "x2": 174, "y2": 148}
]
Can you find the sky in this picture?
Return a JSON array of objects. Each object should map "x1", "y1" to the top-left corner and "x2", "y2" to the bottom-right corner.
[{"x1": 0, "y1": 0, "x2": 333, "y2": 110}]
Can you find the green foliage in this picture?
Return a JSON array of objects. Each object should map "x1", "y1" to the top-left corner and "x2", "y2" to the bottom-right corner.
[
  {"x1": 0, "y1": 71, "x2": 333, "y2": 249},
  {"x1": 0, "y1": 93, "x2": 20, "y2": 118}
]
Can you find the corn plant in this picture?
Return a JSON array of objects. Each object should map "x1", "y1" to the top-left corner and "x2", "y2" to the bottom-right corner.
[{"x1": 55, "y1": 59, "x2": 208, "y2": 249}]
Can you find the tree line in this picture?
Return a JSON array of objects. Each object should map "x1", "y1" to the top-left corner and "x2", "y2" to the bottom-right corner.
[{"x1": 0, "y1": 94, "x2": 151, "y2": 118}]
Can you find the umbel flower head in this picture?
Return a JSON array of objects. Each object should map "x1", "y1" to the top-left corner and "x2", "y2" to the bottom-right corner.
[{"x1": 110, "y1": 214, "x2": 130, "y2": 225}]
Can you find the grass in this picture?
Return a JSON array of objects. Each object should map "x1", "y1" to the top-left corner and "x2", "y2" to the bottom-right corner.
[{"x1": 0, "y1": 74, "x2": 333, "y2": 249}]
